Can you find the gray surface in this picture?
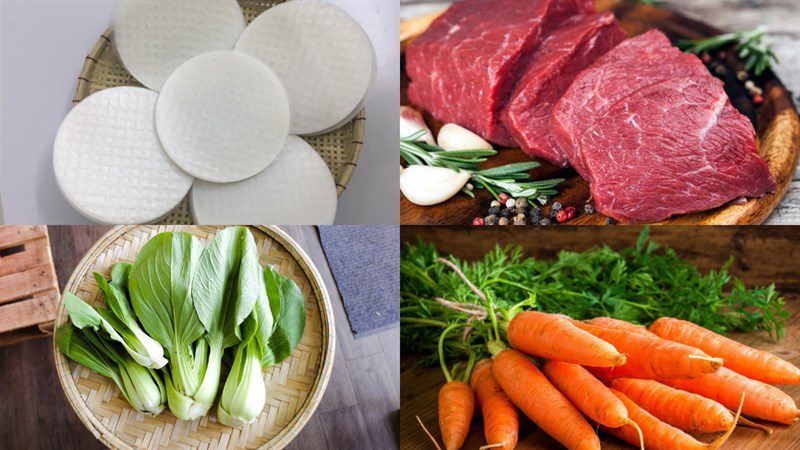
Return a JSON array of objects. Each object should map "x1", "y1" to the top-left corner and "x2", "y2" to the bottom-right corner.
[
  {"x1": 0, "y1": 0, "x2": 399, "y2": 225},
  {"x1": 401, "y1": 0, "x2": 800, "y2": 224},
  {"x1": 319, "y1": 225, "x2": 400, "y2": 335}
]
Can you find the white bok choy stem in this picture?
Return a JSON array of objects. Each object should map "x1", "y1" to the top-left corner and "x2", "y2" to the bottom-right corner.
[
  {"x1": 218, "y1": 266, "x2": 307, "y2": 426},
  {"x1": 189, "y1": 227, "x2": 267, "y2": 420},
  {"x1": 128, "y1": 232, "x2": 207, "y2": 420},
  {"x1": 93, "y1": 262, "x2": 167, "y2": 369},
  {"x1": 56, "y1": 322, "x2": 166, "y2": 415}
]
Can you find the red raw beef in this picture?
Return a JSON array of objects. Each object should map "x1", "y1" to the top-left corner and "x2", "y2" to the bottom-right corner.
[
  {"x1": 406, "y1": 0, "x2": 595, "y2": 147},
  {"x1": 551, "y1": 30, "x2": 776, "y2": 222},
  {"x1": 501, "y1": 12, "x2": 625, "y2": 166}
]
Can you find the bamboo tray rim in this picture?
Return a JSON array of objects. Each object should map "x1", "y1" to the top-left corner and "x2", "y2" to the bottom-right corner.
[
  {"x1": 53, "y1": 225, "x2": 336, "y2": 450},
  {"x1": 74, "y1": 21, "x2": 365, "y2": 199}
]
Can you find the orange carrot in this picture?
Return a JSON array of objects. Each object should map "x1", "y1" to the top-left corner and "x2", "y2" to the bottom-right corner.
[
  {"x1": 542, "y1": 361, "x2": 643, "y2": 450},
  {"x1": 470, "y1": 359, "x2": 519, "y2": 450},
  {"x1": 438, "y1": 381, "x2": 475, "y2": 450},
  {"x1": 603, "y1": 389, "x2": 742, "y2": 450},
  {"x1": 574, "y1": 322, "x2": 722, "y2": 379},
  {"x1": 507, "y1": 312, "x2": 625, "y2": 367},
  {"x1": 587, "y1": 317, "x2": 657, "y2": 338},
  {"x1": 650, "y1": 317, "x2": 800, "y2": 385},
  {"x1": 611, "y1": 378, "x2": 734, "y2": 432},
  {"x1": 659, "y1": 367, "x2": 800, "y2": 425},
  {"x1": 489, "y1": 345, "x2": 601, "y2": 450}
]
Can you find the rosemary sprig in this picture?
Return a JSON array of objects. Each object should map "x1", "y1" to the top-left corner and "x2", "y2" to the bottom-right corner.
[
  {"x1": 678, "y1": 26, "x2": 779, "y2": 76},
  {"x1": 401, "y1": 131, "x2": 564, "y2": 205}
]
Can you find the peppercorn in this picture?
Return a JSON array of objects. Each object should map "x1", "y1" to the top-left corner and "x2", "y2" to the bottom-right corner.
[
  {"x1": 515, "y1": 198, "x2": 528, "y2": 209},
  {"x1": 465, "y1": 183, "x2": 474, "y2": 191},
  {"x1": 753, "y1": 94, "x2": 764, "y2": 105},
  {"x1": 539, "y1": 218, "x2": 551, "y2": 226},
  {"x1": 564, "y1": 206, "x2": 576, "y2": 220},
  {"x1": 490, "y1": 200, "x2": 501, "y2": 208},
  {"x1": 744, "y1": 80, "x2": 755, "y2": 91},
  {"x1": 584, "y1": 204, "x2": 595, "y2": 215},
  {"x1": 512, "y1": 216, "x2": 526, "y2": 225},
  {"x1": 551, "y1": 202, "x2": 562, "y2": 211},
  {"x1": 718, "y1": 51, "x2": 727, "y2": 59},
  {"x1": 528, "y1": 208, "x2": 541, "y2": 222},
  {"x1": 714, "y1": 64, "x2": 726, "y2": 75},
  {"x1": 505, "y1": 198, "x2": 516, "y2": 209},
  {"x1": 736, "y1": 70, "x2": 748, "y2": 81},
  {"x1": 499, "y1": 193, "x2": 510, "y2": 202},
  {"x1": 472, "y1": 217, "x2": 485, "y2": 226},
  {"x1": 604, "y1": 217, "x2": 615, "y2": 225},
  {"x1": 701, "y1": 52, "x2": 711, "y2": 64},
  {"x1": 556, "y1": 210, "x2": 568, "y2": 223},
  {"x1": 485, "y1": 214, "x2": 498, "y2": 225},
  {"x1": 499, "y1": 208, "x2": 513, "y2": 219},
  {"x1": 498, "y1": 217, "x2": 510, "y2": 226},
  {"x1": 488, "y1": 206, "x2": 501, "y2": 215},
  {"x1": 547, "y1": 209, "x2": 558, "y2": 219}
]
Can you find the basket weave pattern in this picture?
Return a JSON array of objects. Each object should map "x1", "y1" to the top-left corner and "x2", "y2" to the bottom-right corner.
[
  {"x1": 53, "y1": 225, "x2": 335, "y2": 450},
  {"x1": 74, "y1": 0, "x2": 365, "y2": 224}
]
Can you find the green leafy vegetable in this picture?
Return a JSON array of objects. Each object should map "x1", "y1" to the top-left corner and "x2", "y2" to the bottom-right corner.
[
  {"x1": 56, "y1": 322, "x2": 166, "y2": 415},
  {"x1": 259, "y1": 266, "x2": 306, "y2": 366},
  {"x1": 400, "y1": 229, "x2": 787, "y2": 366},
  {"x1": 678, "y1": 26, "x2": 778, "y2": 76},
  {"x1": 188, "y1": 226, "x2": 264, "y2": 419},
  {"x1": 401, "y1": 131, "x2": 564, "y2": 205},
  {"x1": 217, "y1": 265, "x2": 306, "y2": 426},
  {"x1": 93, "y1": 265, "x2": 167, "y2": 369},
  {"x1": 129, "y1": 231, "x2": 206, "y2": 420}
]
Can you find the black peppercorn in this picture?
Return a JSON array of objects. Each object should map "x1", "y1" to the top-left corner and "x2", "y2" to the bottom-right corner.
[{"x1": 488, "y1": 206, "x2": 501, "y2": 215}]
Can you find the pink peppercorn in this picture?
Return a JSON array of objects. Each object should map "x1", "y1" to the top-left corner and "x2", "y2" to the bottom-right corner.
[{"x1": 472, "y1": 217, "x2": 485, "y2": 226}]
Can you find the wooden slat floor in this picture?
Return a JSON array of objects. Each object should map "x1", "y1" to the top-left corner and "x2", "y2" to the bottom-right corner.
[{"x1": 0, "y1": 225, "x2": 399, "y2": 450}]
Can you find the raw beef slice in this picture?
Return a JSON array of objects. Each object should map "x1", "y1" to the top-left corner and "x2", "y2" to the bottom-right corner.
[
  {"x1": 501, "y1": 12, "x2": 625, "y2": 166},
  {"x1": 551, "y1": 30, "x2": 711, "y2": 179},
  {"x1": 406, "y1": 0, "x2": 595, "y2": 147},
  {"x1": 582, "y1": 76, "x2": 775, "y2": 222}
]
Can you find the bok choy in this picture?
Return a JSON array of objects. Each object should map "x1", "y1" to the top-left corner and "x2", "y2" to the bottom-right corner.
[
  {"x1": 58, "y1": 226, "x2": 308, "y2": 424},
  {"x1": 217, "y1": 266, "x2": 306, "y2": 426},
  {"x1": 56, "y1": 322, "x2": 166, "y2": 415},
  {"x1": 128, "y1": 231, "x2": 207, "y2": 420}
]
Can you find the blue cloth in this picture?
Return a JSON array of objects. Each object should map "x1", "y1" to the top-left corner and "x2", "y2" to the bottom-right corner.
[{"x1": 318, "y1": 226, "x2": 399, "y2": 336}]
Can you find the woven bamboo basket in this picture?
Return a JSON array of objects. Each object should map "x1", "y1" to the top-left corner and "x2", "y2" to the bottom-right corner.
[
  {"x1": 73, "y1": 0, "x2": 366, "y2": 225},
  {"x1": 53, "y1": 225, "x2": 335, "y2": 450}
]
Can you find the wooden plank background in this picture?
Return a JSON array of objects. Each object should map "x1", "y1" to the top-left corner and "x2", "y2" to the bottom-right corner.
[
  {"x1": 400, "y1": 0, "x2": 800, "y2": 224},
  {"x1": 0, "y1": 226, "x2": 399, "y2": 450},
  {"x1": 399, "y1": 226, "x2": 800, "y2": 449}
]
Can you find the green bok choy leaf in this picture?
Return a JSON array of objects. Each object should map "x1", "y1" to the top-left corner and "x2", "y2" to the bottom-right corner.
[
  {"x1": 93, "y1": 263, "x2": 167, "y2": 369},
  {"x1": 128, "y1": 231, "x2": 207, "y2": 420},
  {"x1": 56, "y1": 322, "x2": 166, "y2": 415}
]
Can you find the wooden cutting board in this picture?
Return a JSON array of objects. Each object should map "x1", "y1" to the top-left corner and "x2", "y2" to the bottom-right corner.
[{"x1": 400, "y1": 0, "x2": 800, "y2": 225}]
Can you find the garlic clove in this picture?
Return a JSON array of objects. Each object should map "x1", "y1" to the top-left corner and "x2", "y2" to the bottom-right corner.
[
  {"x1": 437, "y1": 123, "x2": 493, "y2": 151},
  {"x1": 400, "y1": 165, "x2": 471, "y2": 206},
  {"x1": 400, "y1": 106, "x2": 436, "y2": 145}
]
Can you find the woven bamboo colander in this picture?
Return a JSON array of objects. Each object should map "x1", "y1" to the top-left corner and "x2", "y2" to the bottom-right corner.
[
  {"x1": 53, "y1": 225, "x2": 335, "y2": 450},
  {"x1": 73, "y1": 0, "x2": 366, "y2": 225}
]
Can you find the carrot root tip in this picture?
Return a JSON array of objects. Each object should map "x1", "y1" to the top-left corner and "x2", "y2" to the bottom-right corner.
[{"x1": 416, "y1": 415, "x2": 443, "y2": 450}]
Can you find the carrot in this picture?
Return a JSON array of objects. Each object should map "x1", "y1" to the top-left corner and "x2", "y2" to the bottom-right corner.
[
  {"x1": 603, "y1": 389, "x2": 743, "y2": 450},
  {"x1": 439, "y1": 381, "x2": 475, "y2": 450},
  {"x1": 587, "y1": 317, "x2": 657, "y2": 338},
  {"x1": 542, "y1": 361, "x2": 643, "y2": 450},
  {"x1": 574, "y1": 322, "x2": 722, "y2": 379},
  {"x1": 507, "y1": 311, "x2": 625, "y2": 367},
  {"x1": 611, "y1": 378, "x2": 735, "y2": 433},
  {"x1": 659, "y1": 367, "x2": 800, "y2": 425},
  {"x1": 489, "y1": 343, "x2": 601, "y2": 450},
  {"x1": 650, "y1": 317, "x2": 800, "y2": 385},
  {"x1": 470, "y1": 359, "x2": 519, "y2": 450}
]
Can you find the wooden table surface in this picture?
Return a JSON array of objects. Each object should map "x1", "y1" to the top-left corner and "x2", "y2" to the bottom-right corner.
[
  {"x1": 399, "y1": 226, "x2": 800, "y2": 449},
  {"x1": 400, "y1": 0, "x2": 800, "y2": 224},
  {"x1": 0, "y1": 226, "x2": 399, "y2": 450}
]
